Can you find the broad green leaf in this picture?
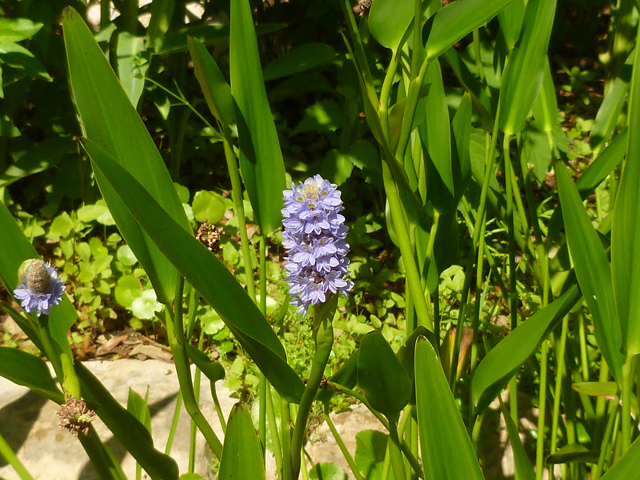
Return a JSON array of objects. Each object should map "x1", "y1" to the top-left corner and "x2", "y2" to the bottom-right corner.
[
  {"x1": 546, "y1": 444, "x2": 599, "y2": 464},
  {"x1": 590, "y1": 53, "x2": 632, "y2": 155},
  {"x1": 572, "y1": 381, "x2": 619, "y2": 399},
  {"x1": 612, "y1": 31, "x2": 640, "y2": 356},
  {"x1": 219, "y1": 404, "x2": 266, "y2": 480},
  {"x1": 500, "y1": 403, "x2": 535, "y2": 480},
  {"x1": 116, "y1": 32, "x2": 149, "y2": 108},
  {"x1": 192, "y1": 190, "x2": 226, "y2": 224},
  {"x1": 84, "y1": 139, "x2": 304, "y2": 402},
  {"x1": 556, "y1": 164, "x2": 623, "y2": 381},
  {"x1": 0, "y1": 42, "x2": 51, "y2": 81},
  {"x1": 147, "y1": 0, "x2": 175, "y2": 52},
  {"x1": 0, "y1": 18, "x2": 43, "y2": 43},
  {"x1": 415, "y1": 338, "x2": 484, "y2": 480},
  {"x1": 230, "y1": 0, "x2": 286, "y2": 234},
  {"x1": 369, "y1": 0, "x2": 414, "y2": 50},
  {"x1": 75, "y1": 362, "x2": 179, "y2": 480},
  {"x1": 358, "y1": 331, "x2": 411, "y2": 419},
  {"x1": 472, "y1": 285, "x2": 581, "y2": 413},
  {"x1": 188, "y1": 37, "x2": 235, "y2": 127},
  {"x1": 0, "y1": 201, "x2": 76, "y2": 362},
  {"x1": 355, "y1": 430, "x2": 394, "y2": 480},
  {"x1": 63, "y1": 7, "x2": 190, "y2": 306},
  {"x1": 600, "y1": 437, "x2": 640, "y2": 479},
  {"x1": 309, "y1": 463, "x2": 348, "y2": 480},
  {"x1": 426, "y1": 0, "x2": 513, "y2": 61},
  {"x1": 263, "y1": 43, "x2": 337, "y2": 80},
  {"x1": 499, "y1": 0, "x2": 557, "y2": 135},
  {"x1": 0, "y1": 137, "x2": 74, "y2": 188},
  {"x1": 0, "y1": 347, "x2": 65, "y2": 404}
]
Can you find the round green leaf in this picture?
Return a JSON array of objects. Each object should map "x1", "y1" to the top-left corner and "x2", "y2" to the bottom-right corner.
[
  {"x1": 130, "y1": 289, "x2": 163, "y2": 319},
  {"x1": 192, "y1": 190, "x2": 226, "y2": 224},
  {"x1": 117, "y1": 244, "x2": 139, "y2": 266},
  {"x1": 115, "y1": 275, "x2": 142, "y2": 308}
]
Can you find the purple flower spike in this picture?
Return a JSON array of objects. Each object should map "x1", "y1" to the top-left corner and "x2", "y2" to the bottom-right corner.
[
  {"x1": 14, "y1": 259, "x2": 65, "y2": 316},
  {"x1": 282, "y1": 175, "x2": 353, "y2": 316}
]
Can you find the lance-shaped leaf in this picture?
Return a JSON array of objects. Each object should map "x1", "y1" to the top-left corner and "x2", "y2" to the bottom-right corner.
[
  {"x1": 500, "y1": 403, "x2": 535, "y2": 480},
  {"x1": 531, "y1": 58, "x2": 559, "y2": 134},
  {"x1": 358, "y1": 331, "x2": 411, "y2": 419},
  {"x1": 219, "y1": 404, "x2": 266, "y2": 480},
  {"x1": 83, "y1": 139, "x2": 304, "y2": 403},
  {"x1": 229, "y1": 0, "x2": 286, "y2": 234},
  {"x1": 472, "y1": 285, "x2": 581, "y2": 413},
  {"x1": 0, "y1": 347, "x2": 65, "y2": 404},
  {"x1": 415, "y1": 338, "x2": 484, "y2": 480},
  {"x1": 369, "y1": 0, "x2": 414, "y2": 50},
  {"x1": 188, "y1": 37, "x2": 235, "y2": 127},
  {"x1": 556, "y1": 163, "x2": 623, "y2": 381},
  {"x1": 612, "y1": 33, "x2": 640, "y2": 356},
  {"x1": 63, "y1": 7, "x2": 190, "y2": 306},
  {"x1": 75, "y1": 362, "x2": 179, "y2": 480},
  {"x1": 499, "y1": 0, "x2": 557, "y2": 135},
  {"x1": 426, "y1": 0, "x2": 513, "y2": 61},
  {"x1": 262, "y1": 43, "x2": 337, "y2": 80},
  {"x1": 600, "y1": 437, "x2": 640, "y2": 479}
]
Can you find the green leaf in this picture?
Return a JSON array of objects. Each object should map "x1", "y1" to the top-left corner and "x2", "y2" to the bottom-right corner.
[
  {"x1": 115, "y1": 32, "x2": 149, "y2": 108},
  {"x1": 263, "y1": 43, "x2": 337, "y2": 80},
  {"x1": 451, "y1": 92, "x2": 472, "y2": 201},
  {"x1": 127, "y1": 387, "x2": 151, "y2": 433},
  {"x1": 230, "y1": 0, "x2": 286, "y2": 234},
  {"x1": 612, "y1": 31, "x2": 640, "y2": 356},
  {"x1": 369, "y1": 0, "x2": 414, "y2": 50},
  {"x1": 546, "y1": 444, "x2": 599, "y2": 464},
  {"x1": 415, "y1": 337, "x2": 484, "y2": 480},
  {"x1": 0, "y1": 42, "x2": 51, "y2": 81},
  {"x1": 497, "y1": 0, "x2": 525, "y2": 50},
  {"x1": 317, "y1": 349, "x2": 359, "y2": 405},
  {"x1": 500, "y1": 403, "x2": 535, "y2": 480},
  {"x1": 185, "y1": 345, "x2": 225, "y2": 383},
  {"x1": 499, "y1": 0, "x2": 557, "y2": 135},
  {"x1": 357, "y1": 331, "x2": 411, "y2": 419},
  {"x1": 147, "y1": 0, "x2": 175, "y2": 52},
  {"x1": 83, "y1": 139, "x2": 304, "y2": 403},
  {"x1": 188, "y1": 37, "x2": 235, "y2": 127},
  {"x1": 600, "y1": 437, "x2": 640, "y2": 479},
  {"x1": 472, "y1": 285, "x2": 581, "y2": 413},
  {"x1": 75, "y1": 362, "x2": 179, "y2": 480},
  {"x1": 218, "y1": 404, "x2": 266, "y2": 480},
  {"x1": 309, "y1": 462, "x2": 348, "y2": 480},
  {"x1": 355, "y1": 430, "x2": 393, "y2": 480},
  {"x1": 426, "y1": 0, "x2": 513, "y2": 61},
  {"x1": 0, "y1": 17, "x2": 43, "y2": 43},
  {"x1": 556, "y1": 164, "x2": 623, "y2": 381},
  {"x1": 572, "y1": 381, "x2": 618, "y2": 398},
  {"x1": 0, "y1": 347, "x2": 65, "y2": 404},
  {"x1": 63, "y1": 7, "x2": 190, "y2": 306},
  {"x1": 531, "y1": 58, "x2": 559, "y2": 134},
  {"x1": 192, "y1": 190, "x2": 226, "y2": 224}
]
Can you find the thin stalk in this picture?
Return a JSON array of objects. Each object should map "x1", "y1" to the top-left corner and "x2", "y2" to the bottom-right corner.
[
  {"x1": 266, "y1": 386, "x2": 284, "y2": 477},
  {"x1": 621, "y1": 354, "x2": 634, "y2": 451},
  {"x1": 471, "y1": 413, "x2": 484, "y2": 455},
  {"x1": 78, "y1": 425, "x2": 127, "y2": 480},
  {"x1": 222, "y1": 125, "x2": 256, "y2": 301},
  {"x1": 281, "y1": 398, "x2": 293, "y2": 480},
  {"x1": 259, "y1": 236, "x2": 268, "y2": 460},
  {"x1": 410, "y1": 0, "x2": 423, "y2": 78},
  {"x1": 382, "y1": 161, "x2": 432, "y2": 330},
  {"x1": 164, "y1": 391, "x2": 183, "y2": 455},
  {"x1": 121, "y1": 0, "x2": 138, "y2": 35},
  {"x1": 387, "y1": 416, "x2": 409, "y2": 480},
  {"x1": 0, "y1": 430, "x2": 35, "y2": 480},
  {"x1": 323, "y1": 405, "x2": 365, "y2": 480},
  {"x1": 379, "y1": 49, "x2": 401, "y2": 140},
  {"x1": 290, "y1": 308, "x2": 334, "y2": 479},
  {"x1": 594, "y1": 399, "x2": 620, "y2": 479},
  {"x1": 550, "y1": 319, "x2": 569, "y2": 454},
  {"x1": 536, "y1": 340, "x2": 549, "y2": 480},
  {"x1": 100, "y1": 0, "x2": 111, "y2": 29},
  {"x1": 188, "y1": 330, "x2": 205, "y2": 473}
]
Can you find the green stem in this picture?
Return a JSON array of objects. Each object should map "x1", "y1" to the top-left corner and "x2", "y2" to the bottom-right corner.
[
  {"x1": 266, "y1": 386, "x2": 284, "y2": 478},
  {"x1": 164, "y1": 391, "x2": 183, "y2": 455},
  {"x1": 188, "y1": 330, "x2": 205, "y2": 473},
  {"x1": 100, "y1": 0, "x2": 111, "y2": 29},
  {"x1": 387, "y1": 415, "x2": 408, "y2": 480},
  {"x1": 290, "y1": 312, "x2": 334, "y2": 479},
  {"x1": 550, "y1": 318, "x2": 569, "y2": 454},
  {"x1": 536, "y1": 339, "x2": 549, "y2": 480},
  {"x1": 382, "y1": 161, "x2": 432, "y2": 330},
  {"x1": 282, "y1": 397, "x2": 293, "y2": 480},
  {"x1": 621, "y1": 354, "x2": 634, "y2": 452},
  {"x1": 78, "y1": 425, "x2": 126, "y2": 480},
  {"x1": 0, "y1": 430, "x2": 35, "y2": 480},
  {"x1": 259, "y1": 236, "x2": 268, "y2": 459},
  {"x1": 323, "y1": 405, "x2": 365, "y2": 480},
  {"x1": 593, "y1": 397, "x2": 619, "y2": 480}
]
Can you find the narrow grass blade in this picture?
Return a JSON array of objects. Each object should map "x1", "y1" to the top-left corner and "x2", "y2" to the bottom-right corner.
[
  {"x1": 472, "y1": 285, "x2": 581, "y2": 413},
  {"x1": 63, "y1": 7, "x2": 189, "y2": 306},
  {"x1": 75, "y1": 362, "x2": 180, "y2": 480},
  {"x1": 0, "y1": 347, "x2": 65, "y2": 403},
  {"x1": 499, "y1": 0, "x2": 557, "y2": 135},
  {"x1": 531, "y1": 58, "x2": 558, "y2": 133},
  {"x1": 84, "y1": 139, "x2": 304, "y2": 402},
  {"x1": 415, "y1": 337, "x2": 484, "y2": 480},
  {"x1": 229, "y1": 0, "x2": 286, "y2": 235},
  {"x1": 556, "y1": 164, "x2": 623, "y2": 381},
  {"x1": 426, "y1": 0, "x2": 512, "y2": 61},
  {"x1": 500, "y1": 403, "x2": 535, "y2": 480},
  {"x1": 218, "y1": 404, "x2": 267, "y2": 480},
  {"x1": 262, "y1": 43, "x2": 337, "y2": 80},
  {"x1": 612, "y1": 33, "x2": 640, "y2": 356}
]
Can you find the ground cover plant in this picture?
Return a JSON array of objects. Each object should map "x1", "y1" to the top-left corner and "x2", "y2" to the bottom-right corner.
[{"x1": 1, "y1": 0, "x2": 640, "y2": 479}]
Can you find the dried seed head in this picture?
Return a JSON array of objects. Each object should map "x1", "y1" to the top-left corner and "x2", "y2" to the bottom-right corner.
[
  {"x1": 25, "y1": 260, "x2": 51, "y2": 294},
  {"x1": 196, "y1": 220, "x2": 224, "y2": 254},
  {"x1": 57, "y1": 398, "x2": 96, "y2": 437}
]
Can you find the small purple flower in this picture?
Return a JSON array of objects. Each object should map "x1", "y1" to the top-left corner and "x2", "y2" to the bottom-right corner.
[
  {"x1": 282, "y1": 175, "x2": 353, "y2": 316},
  {"x1": 14, "y1": 259, "x2": 65, "y2": 316}
]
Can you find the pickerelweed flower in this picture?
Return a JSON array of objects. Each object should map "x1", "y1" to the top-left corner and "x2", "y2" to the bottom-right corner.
[
  {"x1": 282, "y1": 175, "x2": 353, "y2": 316},
  {"x1": 14, "y1": 259, "x2": 65, "y2": 316}
]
